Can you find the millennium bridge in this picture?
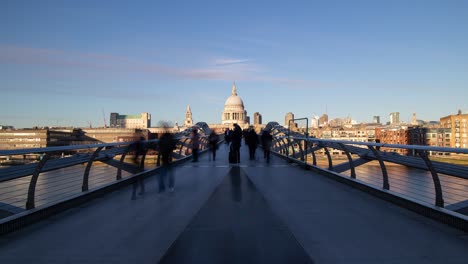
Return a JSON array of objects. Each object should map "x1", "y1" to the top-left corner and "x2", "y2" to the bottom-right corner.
[{"x1": 1, "y1": 122, "x2": 468, "y2": 263}]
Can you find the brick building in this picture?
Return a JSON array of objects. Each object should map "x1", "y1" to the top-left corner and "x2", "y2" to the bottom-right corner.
[
  {"x1": 375, "y1": 126, "x2": 410, "y2": 154},
  {"x1": 440, "y1": 110, "x2": 468, "y2": 148}
]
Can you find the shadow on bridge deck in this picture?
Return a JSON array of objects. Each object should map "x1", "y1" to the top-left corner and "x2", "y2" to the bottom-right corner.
[
  {"x1": 160, "y1": 166, "x2": 312, "y2": 264},
  {"x1": 0, "y1": 143, "x2": 467, "y2": 263}
]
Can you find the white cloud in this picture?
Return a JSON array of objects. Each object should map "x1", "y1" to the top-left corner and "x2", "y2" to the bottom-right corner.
[
  {"x1": 212, "y1": 58, "x2": 251, "y2": 66},
  {"x1": 0, "y1": 45, "x2": 322, "y2": 89}
]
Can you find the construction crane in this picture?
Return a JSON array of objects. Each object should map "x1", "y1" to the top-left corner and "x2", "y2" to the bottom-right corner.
[{"x1": 102, "y1": 109, "x2": 107, "y2": 128}]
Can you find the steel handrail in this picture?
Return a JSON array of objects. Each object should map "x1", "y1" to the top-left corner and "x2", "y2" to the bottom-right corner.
[
  {"x1": 0, "y1": 132, "x2": 210, "y2": 211},
  {"x1": 285, "y1": 136, "x2": 468, "y2": 154},
  {"x1": 271, "y1": 133, "x2": 468, "y2": 210}
]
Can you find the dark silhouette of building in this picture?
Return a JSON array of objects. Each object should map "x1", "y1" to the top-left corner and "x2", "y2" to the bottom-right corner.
[{"x1": 254, "y1": 112, "x2": 262, "y2": 125}]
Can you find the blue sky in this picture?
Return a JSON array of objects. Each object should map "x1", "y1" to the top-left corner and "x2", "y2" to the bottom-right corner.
[{"x1": 1, "y1": 0, "x2": 468, "y2": 128}]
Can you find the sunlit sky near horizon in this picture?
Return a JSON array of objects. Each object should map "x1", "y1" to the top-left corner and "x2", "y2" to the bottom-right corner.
[{"x1": 1, "y1": 0, "x2": 468, "y2": 128}]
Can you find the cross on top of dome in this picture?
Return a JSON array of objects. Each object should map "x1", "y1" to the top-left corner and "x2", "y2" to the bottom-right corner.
[{"x1": 232, "y1": 81, "x2": 237, "y2": 96}]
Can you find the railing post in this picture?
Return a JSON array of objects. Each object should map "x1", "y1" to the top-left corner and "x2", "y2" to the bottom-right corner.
[
  {"x1": 417, "y1": 150, "x2": 444, "y2": 207},
  {"x1": 116, "y1": 145, "x2": 131, "y2": 180},
  {"x1": 82, "y1": 146, "x2": 104, "y2": 192},
  {"x1": 178, "y1": 138, "x2": 188, "y2": 157},
  {"x1": 275, "y1": 138, "x2": 284, "y2": 153},
  {"x1": 304, "y1": 132, "x2": 308, "y2": 165},
  {"x1": 26, "y1": 153, "x2": 51, "y2": 210},
  {"x1": 290, "y1": 139, "x2": 297, "y2": 159},
  {"x1": 297, "y1": 139, "x2": 305, "y2": 161},
  {"x1": 280, "y1": 138, "x2": 289, "y2": 156},
  {"x1": 338, "y1": 143, "x2": 356, "y2": 178},
  {"x1": 202, "y1": 137, "x2": 209, "y2": 150},
  {"x1": 272, "y1": 138, "x2": 283, "y2": 154},
  {"x1": 271, "y1": 139, "x2": 278, "y2": 151},
  {"x1": 321, "y1": 144, "x2": 333, "y2": 170},
  {"x1": 139, "y1": 147, "x2": 148, "y2": 172},
  {"x1": 311, "y1": 143, "x2": 317, "y2": 166},
  {"x1": 183, "y1": 138, "x2": 191, "y2": 155},
  {"x1": 367, "y1": 146, "x2": 390, "y2": 190}
]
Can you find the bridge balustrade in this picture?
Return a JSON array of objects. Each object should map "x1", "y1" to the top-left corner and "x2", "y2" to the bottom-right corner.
[
  {"x1": 0, "y1": 123, "x2": 213, "y2": 223},
  {"x1": 265, "y1": 122, "x2": 468, "y2": 217}
]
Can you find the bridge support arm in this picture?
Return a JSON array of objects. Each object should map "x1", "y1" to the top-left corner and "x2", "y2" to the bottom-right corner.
[
  {"x1": 322, "y1": 145, "x2": 333, "y2": 170},
  {"x1": 367, "y1": 146, "x2": 390, "y2": 190},
  {"x1": 179, "y1": 138, "x2": 190, "y2": 156},
  {"x1": 280, "y1": 138, "x2": 288, "y2": 156},
  {"x1": 139, "y1": 148, "x2": 148, "y2": 172},
  {"x1": 311, "y1": 144, "x2": 317, "y2": 166},
  {"x1": 417, "y1": 150, "x2": 444, "y2": 207},
  {"x1": 297, "y1": 139, "x2": 305, "y2": 162},
  {"x1": 82, "y1": 146, "x2": 104, "y2": 192},
  {"x1": 338, "y1": 143, "x2": 356, "y2": 179},
  {"x1": 286, "y1": 138, "x2": 295, "y2": 158},
  {"x1": 117, "y1": 145, "x2": 132, "y2": 180},
  {"x1": 26, "y1": 153, "x2": 51, "y2": 209}
]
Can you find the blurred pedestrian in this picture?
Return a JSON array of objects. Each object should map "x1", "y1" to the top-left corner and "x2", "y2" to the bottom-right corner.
[
  {"x1": 246, "y1": 127, "x2": 259, "y2": 160},
  {"x1": 224, "y1": 128, "x2": 231, "y2": 145},
  {"x1": 131, "y1": 136, "x2": 146, "y2": 199},
  {"x1": 230, "y1": 124, "x2": 242, "y2": 163},
  {"x1": 261, "y1": 129, "x2": 273, "y2": 163},
  {"x1": 191, "y1": 128, "x2": 200, "y2": 162},
  {"x1": 208, "y1": 130, "x2": 219, "y2": 161},
  {"x1": 158, "y1": 127, "x2": 177, "y2": 193}
]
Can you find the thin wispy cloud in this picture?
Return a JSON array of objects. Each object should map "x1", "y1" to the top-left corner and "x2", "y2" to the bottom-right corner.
[
  {"x1": 213, "y1": 58, "x2": 252, "y2": 66},
  {"x1": 0, "y1": 45, "x2": 320, "y2": 89}
]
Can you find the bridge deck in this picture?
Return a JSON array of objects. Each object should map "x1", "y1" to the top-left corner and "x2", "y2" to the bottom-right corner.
[{"x1": 1, "y1": 144, "x2": 467, "y2": 263}]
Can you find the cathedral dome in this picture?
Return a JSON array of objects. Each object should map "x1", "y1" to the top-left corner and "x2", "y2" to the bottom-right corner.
[
  {"x1": 222, "y1": 82, "x2": 248, "y2": 126},
  {"x1": 224, "y1": 94, "x2": 244, "y2": 107},
  {"x1": 223, "y1": 82, "x2": 245, "y2": 110}
]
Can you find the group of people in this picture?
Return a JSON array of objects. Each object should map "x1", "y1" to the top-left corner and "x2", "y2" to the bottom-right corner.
[
  {"x1": 131, "y1": 128, "x2": 178, "y2": 199},
  {"x1": 131, "y1": 124, "x2": 274, "y2": 199},
  {"x1": 224, "y1": 124, "x2": 273, "y2": 163},
  {"x1": 191, "y1": 128, "x2": 220, "y2": 162}
]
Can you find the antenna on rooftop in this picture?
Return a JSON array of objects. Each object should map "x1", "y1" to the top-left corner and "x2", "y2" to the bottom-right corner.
[{"x1": 102, "y1": 109, "x2": 107, "y2": 128}]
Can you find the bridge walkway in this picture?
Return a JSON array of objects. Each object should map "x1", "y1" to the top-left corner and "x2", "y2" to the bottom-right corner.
[{"x1": 1, "y1": 144, "x2": 468, "y2": 263}]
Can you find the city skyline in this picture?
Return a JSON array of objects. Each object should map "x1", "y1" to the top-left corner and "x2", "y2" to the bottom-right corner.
[{"x1": 2, "y1": 1, "x2": 468, "y2": 128}]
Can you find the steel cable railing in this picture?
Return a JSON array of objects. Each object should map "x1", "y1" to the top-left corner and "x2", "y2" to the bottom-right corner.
[
  {"x1": 0, "y1": 123, "x2": 214, "y2": 221},
  {"x1": 264, "y1": 123, "x2": 468, "y2": 218}
]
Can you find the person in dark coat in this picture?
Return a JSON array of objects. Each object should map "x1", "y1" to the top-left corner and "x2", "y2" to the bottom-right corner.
[
  {"x1": 158, "y1": 130, "x2": 177, "y2": 192},
  {"x1": 246, "y1": 127, "x2": 259, "y2": 160},
  {"x1": 191, "y1": 128, "x2": 200, "y2": 162},
  {"x1": 230, "y1": 124, "x2": 242, "y2": 163},
  {"x1": 208, "y1": 131, "x2": 219, "y2": 161}
]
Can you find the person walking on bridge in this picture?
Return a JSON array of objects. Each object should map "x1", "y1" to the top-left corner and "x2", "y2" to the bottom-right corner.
[
  {"x1": 261, "y1": 129, "x2": 273, "y2": 163},
  {"x1": 131, "y1": 136, "x2": 146, "y2": 199},
  {"x1": 191, "y1": 128, "x2": 200, "y2": 162},
  {"x1": 208, "y1": 131, "x2": 219, "y2": 161},
  {"x1": 246, "y1": 127, "x2": 259, "y2": 160},
  {"x1": 158, "y1": 128, "x2": 177, "y2": 193},
  {"x1": 230, "y1": 124, "x2": 242, "y2": 163}
]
